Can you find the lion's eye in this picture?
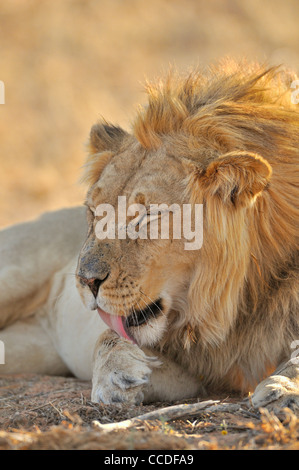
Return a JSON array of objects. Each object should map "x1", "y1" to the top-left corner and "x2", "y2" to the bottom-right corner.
[
  {"x1": 133, "y1": 211, "x2": 149, "y2": 228},
  {"x1": 133, "y1": 209, "x2": 159, "y2": 228}
]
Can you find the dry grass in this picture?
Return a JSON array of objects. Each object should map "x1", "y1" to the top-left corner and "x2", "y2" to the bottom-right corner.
[
  {"x1": 1, "y1": 0, "x2": 299, "y2": 227},
  {"x1": 1, "y1": 374, "x2": 299, "y2": 450}
]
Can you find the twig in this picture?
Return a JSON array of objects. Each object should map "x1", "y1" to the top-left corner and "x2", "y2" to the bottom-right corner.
[
  {"x1": 204, "y1": 403, "x2": 241, "y2": 413},
  {"x1": 49, "y1": 401, "x2": 64, "y2": 418},
  {"x1": 239, "y1": 408, "x2": 261, "y2": 419},
  {"x1": 93, "y1": 399, "x2": 219, "y2": 431},
  {"x1": 23, "y1": 400, "x2": 58, "y2": 413}
]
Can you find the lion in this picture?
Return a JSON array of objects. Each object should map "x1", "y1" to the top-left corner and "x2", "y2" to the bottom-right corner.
[{"x1": 1, "y1": 59, "x2": 299, "y2": 412}]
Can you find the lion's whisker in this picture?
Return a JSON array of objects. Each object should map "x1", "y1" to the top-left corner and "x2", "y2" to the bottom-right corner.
[
  {"x1": 135, "y1": 297, "x2": 152, "y2": 328},
  {"x1": 52, "y1": 284, "x2": 74, "y2": 311},
  {"x1": 137, "y1": 296, "x2": 157, "y2": 326},
  {"x1": 139, "y1": 289, "x2": 166, "y2": 319},
  {"x1": 129, "y1": 294, "x2": 143, "y2": 335}
]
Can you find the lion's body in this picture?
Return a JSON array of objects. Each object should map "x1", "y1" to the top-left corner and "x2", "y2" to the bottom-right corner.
[
  {"x1": 1, "y1": 60, "x2": 299, "y2": 408},
  {"x1": 0, "y1": 207, "x2": 106, "y2": 379}
]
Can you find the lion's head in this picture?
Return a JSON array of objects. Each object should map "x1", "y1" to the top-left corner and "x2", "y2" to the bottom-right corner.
[{"x1": 76, "y1": 59, "x2": 299, "y2": 357}]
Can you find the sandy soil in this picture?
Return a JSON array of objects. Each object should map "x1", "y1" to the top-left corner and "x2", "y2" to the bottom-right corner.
[{"x1": 1, "y1": 374, "x2": 299, "y2": 450}]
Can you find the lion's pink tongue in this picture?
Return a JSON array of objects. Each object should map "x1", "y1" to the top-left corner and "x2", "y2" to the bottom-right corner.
[{"x1": 97, "y1": 308, "x2": 136, "y2": 343}]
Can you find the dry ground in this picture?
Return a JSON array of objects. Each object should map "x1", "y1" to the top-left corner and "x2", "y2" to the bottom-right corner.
[{"x1": 1, "y1": 374, "x2": 299, "y2": 450}]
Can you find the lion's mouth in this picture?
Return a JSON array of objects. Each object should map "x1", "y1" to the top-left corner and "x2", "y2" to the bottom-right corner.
[
  {"x1": 97, "y1": 298, "x2": 163, "y2": 344},
  {"x1": 125, "y1": 298, "x2": 163, "y2": 328}
]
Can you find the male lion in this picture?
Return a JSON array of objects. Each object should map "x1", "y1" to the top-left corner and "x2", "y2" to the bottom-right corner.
[{"x1": 1, "y1": 59, "x2": 299, "y2": 411}]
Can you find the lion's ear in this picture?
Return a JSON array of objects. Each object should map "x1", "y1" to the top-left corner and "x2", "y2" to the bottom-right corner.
[
  {"x1": 193, "y1": 151, "x2": 272, "y2": 207},
  {"x1": 89, "y1": 122, "x2": 128, "y2": 154},
  {"x1": 81, "y1": 122, "x2": 128, "y2": 185}
]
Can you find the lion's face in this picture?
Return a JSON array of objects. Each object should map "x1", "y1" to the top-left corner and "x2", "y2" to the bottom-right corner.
[
  {"x1": 76, "y1": 63, "x2": 280, "y2": 347},
  {"x1": 76, "y1": 126, "x2": 271, "y2": 347},
  {"x1": 76, "y1": 138, "x2": 198, "y2": 346}
]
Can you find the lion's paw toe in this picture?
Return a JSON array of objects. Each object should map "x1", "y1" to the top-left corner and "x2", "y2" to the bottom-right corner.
[{"x1": 91, "y1": 368, "x2": 150, "y2": 405}]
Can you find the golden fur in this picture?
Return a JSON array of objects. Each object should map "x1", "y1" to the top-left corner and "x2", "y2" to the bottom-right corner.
[{"x1": 80, "y1": 59, "x2": 299, "y2": 394}]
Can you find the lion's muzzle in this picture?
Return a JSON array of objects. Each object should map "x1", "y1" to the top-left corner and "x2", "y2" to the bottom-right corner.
[{"x1": 78, "y1": 273, "x2": 109, "y2": 299}]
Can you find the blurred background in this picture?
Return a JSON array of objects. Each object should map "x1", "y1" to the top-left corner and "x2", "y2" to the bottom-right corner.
[{"x1": 0, "y1": 0, "x2": 298, "y2": 228}]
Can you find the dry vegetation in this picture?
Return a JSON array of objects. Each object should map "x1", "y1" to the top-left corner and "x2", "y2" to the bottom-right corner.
[
  {"x1": 1, "y1": 374, "x2": 299, "y2": 450},
  {"x1": 1, "y1": 0, "x2": 299, "y2": 451}
]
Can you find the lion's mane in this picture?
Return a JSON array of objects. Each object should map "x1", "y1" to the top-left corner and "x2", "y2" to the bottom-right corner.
[{"x1": 132, "y1": 59, "x2": 299, "y2": 391}]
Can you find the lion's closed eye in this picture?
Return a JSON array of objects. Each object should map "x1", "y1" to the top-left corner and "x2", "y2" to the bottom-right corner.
[{"x1": 85, "y1": 206, "x2": 95, "y2": 225}]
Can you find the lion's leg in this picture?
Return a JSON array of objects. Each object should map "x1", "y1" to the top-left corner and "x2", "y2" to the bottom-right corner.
[
  {"x1": 142, "y1": 350, "x2": 206, "y2": 404},
  {"x1": 251, "y1": 360, "x2": 299, "y2": 412},
  {"x1": 91, "y1": 330, "x2": 205, "y2": 404},
  {"x1": 0, "y1": 207, "x2": 87, "y2": 329},
  {"x1": 0, "y1": 314, "x2": 69, "y2": 375}
]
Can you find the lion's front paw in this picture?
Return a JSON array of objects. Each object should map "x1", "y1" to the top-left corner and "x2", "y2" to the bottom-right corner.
[
  {"x1": 91, "y1": 330, "x2": 160, "y2": 405},
  {"x1": 251, "y1": 375, "x2": 299, "y2": 413}
]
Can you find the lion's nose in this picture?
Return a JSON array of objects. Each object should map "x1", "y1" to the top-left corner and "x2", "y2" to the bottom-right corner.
[{"x1": 79, "y1": 273, "x2": 109, "y2": 299}]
